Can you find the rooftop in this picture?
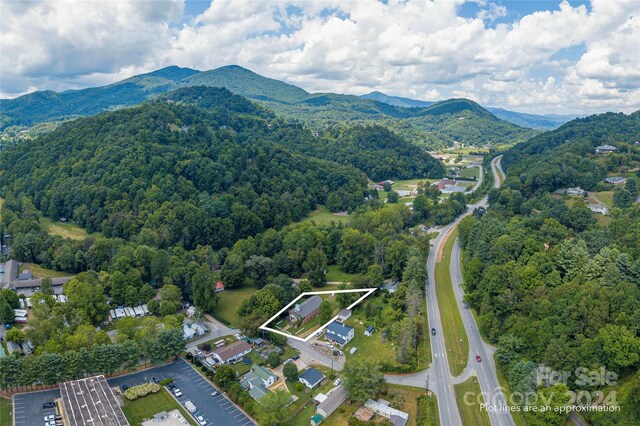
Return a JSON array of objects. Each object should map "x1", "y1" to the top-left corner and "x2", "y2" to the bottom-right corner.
[
  {"x1": 299, "y1": 368, "x2": 325, "y2": 387},
  {"x1": 327, "y1": 321, "x2": 354, "y2": 336},
  {"x1": 60, "y1": 375, "x2": 129, "y2": 426},
  {"x1": 214, "y1": 340, "x2": 251, "y2": 361},
  {"x1": 317, "y1": 385, "x2": 348, "y2": 417},
  {"x1": 290, "y1": 295, "x2": 323, "y2": 319}
]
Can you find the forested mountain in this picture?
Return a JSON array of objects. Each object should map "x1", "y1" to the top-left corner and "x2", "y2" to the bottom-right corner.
[
  {"x1": 360, "y1": 91, "x2": 578, "y2": 129},
  {"x1": 0, "y1": 87, "x2": 370, "y2": 250},
  {"x1": 502, "y1": 111, "x2": 640, "y2": 195},
  {"x1": 0, "y1": 65, "x2": 536, "y2": 149}
]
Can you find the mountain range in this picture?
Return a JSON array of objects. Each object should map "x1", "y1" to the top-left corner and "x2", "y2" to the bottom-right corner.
[{"x1": 0, "y1": 64, "x2": 569, "y2": 148}]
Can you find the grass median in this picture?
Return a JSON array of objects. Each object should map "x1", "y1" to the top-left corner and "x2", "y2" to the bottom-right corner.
[
  {"x1": 434, "y1": 228, "x2": 469, "y2": 377},
  {"x1": 454, "y1": 376, "x2": 491, "y2": 426}
]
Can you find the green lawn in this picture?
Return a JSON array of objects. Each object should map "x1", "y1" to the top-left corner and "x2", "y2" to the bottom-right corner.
[
  {"x1": 460, "y1": 167, "x2": 479, "y2": 179},
  {"x1": 300, "y1": 205, "x2": 350, "y2": 225},
  {"x1": 454, "y1": 376, "x2": 491, "y2": 426},
  {"x1": 435, "y1": 229, "x2": 469, "y2": 377},
  {"x1": 418, "y1": 393, "x2": 440, "y2": 426},
  {"x1": 39, "y1": 216, "x2": 101, "y2": 240},
  {"x1": 213, "y1": 286, "x2": 257, "y2": 327},
  {"x1": 122, "y1": 388, "x2": 197, "y2": 426},
  {"x1": 230, "y1": 351, "x2": 264, "y2": 376},
  {"x1": 0, "y1": 397, "x2": 11, "y2": 426},
  {"x1": 21, "y1": 262, "x2": 73, "y2": 279},
  {"x1": 325, "y1": 265, "x2": 362, "y2": 283},
  {"x1": 391, "y1": 178, "x2": 436, "y2": 191},
  {"x1": 590, "y1": 191, "x2": 614, "y2": 207}
]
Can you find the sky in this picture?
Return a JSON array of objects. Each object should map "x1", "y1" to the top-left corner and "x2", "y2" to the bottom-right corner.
[{"x1": 1, "y1": 0, "x2": 639, "y2": 114}]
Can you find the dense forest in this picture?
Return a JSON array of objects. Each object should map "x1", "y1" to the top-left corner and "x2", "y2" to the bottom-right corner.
[
  {"x1": 0, "y1": 87, "x2": 372, "y2": 250},
  {"x1": 460, "y1": 111, "x2": 640, "y2": 425},
  {"x1": 502, "y1": 111, "x2": 640, "y2": 195}
]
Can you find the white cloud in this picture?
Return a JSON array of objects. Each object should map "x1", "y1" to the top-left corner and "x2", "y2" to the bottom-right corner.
[{"x1": 1, "y1": 0, "x2": 639, "y2": 114}]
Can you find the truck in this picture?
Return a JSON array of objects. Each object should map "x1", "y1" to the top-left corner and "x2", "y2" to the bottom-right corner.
[{"x1": 184, "y1": 400, "x2": 197, "y2": 413}]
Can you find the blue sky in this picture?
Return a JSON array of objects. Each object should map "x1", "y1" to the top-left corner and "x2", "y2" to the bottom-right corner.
[{"x1": 1, "y1": 0, "x2": 638, "y2": 114}]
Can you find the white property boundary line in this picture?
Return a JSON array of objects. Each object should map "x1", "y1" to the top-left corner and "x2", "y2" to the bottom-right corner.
[{"x1": 259, "y1": 288, "x2": 377, "y2": 342}]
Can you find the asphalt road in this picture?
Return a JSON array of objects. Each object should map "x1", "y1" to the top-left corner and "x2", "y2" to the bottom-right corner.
[{"x1": 424, "y1": 155, "x2": 515, "y2": 426}]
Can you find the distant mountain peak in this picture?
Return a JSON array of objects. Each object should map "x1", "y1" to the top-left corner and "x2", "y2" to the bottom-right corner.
[{"x1": 141, "y1": 65, "x2": 200, "y2": 81}]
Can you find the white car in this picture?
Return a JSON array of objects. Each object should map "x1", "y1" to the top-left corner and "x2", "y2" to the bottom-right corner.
[
  {"x1": 234, "y1": 333, "x2": 242, "y2": 340},
  {"x1": 44, "y1": 415, "x2": 56, "y2": 421},
  {"x1": 314, "y1": 329, "x2": 323, "y2": 336},
  {"x1": 333, "y1": 378, "x2": 342, "y2": 387},
  {"x1": 196, "y1": 416, "x2": 207, "y2": 425},
  {"x1": 173, "y1": 388, "x2": 183, "y2": 397}
]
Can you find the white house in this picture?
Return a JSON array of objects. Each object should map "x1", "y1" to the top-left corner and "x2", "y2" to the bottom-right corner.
[
  {"x1": 325, "y1": 321, "x2": 354, "y2": 347},
  {"x1": 566, "y1": 187, "x2": 585, "y2": 196},
  {"x1": 365, "y1": 399, "x2": 409, "y2": 426},
  {"x1": 588, "y1": 204, "x2": 610, "y2": 215},
  {"x1": 337, "y1": 309, "x2": 352, "y2": 322},
  {"x1": 183, "y1": 323, "x2": 196, "y2": 340},
  {"x1": 213, "y1": 340, "x2": 252, "y2": 364},
  {"x1": 299, "y1": 367, "x2": 325, "y2": 389}
]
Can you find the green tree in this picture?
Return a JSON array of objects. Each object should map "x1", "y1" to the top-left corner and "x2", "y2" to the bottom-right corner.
[
  {"x1": 245, "y1": 255, "x2": 273, "y2": 288},
  {"x1": 0, "y1": 300, "x2": 14, "y2": 325},
  {"x1": 267, "y1": 352, "x2": 281, "y2": 368},
  {"x1": 64, "y1": 274, "x2": 109, "y2": 326},
  {"x1": 387, "y1": 191, "x2": 399, "y2": 203},
  {"x1": 5, "y1": 328, "x2": 25, "y2": 343},
  {"x1": 214, "y1": 365, "x2": 236, "y2": 390},
  {"x1": 318, "y1": 300, "x2": 333, "y2": 324},
  {"x1": 597, "y1": 324, "x2": 640, "y2": 370},
  {"x1": 221, "y1": 254, "x2": 246, "y2": 289},
  {"x1": 257, "y1": 390, "x2": 291, "y2": 426},
  {"x1": 304, "y1": 248, "x2": 328, "y2": 287},
  {"x1": 283, "y1": 362, "x2": 299, "y2": 381},
  {"x1": 343, "y1": 358, "x2": 384, "y2": 402},
  {"x1": 337, "y1": 228, "x2": 376, "y2": 273},
  {"x1": 614, "y1": 188, "x2": 633, "y2": 209}
]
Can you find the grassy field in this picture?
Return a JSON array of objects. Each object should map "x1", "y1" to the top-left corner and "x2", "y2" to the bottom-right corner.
[
  {"x1": 435, "y1": 229, "x2": 469, "y2": 377},
  {"x1": 460, "y1": 167, "x2": 480, "y2": 179},
  {"x1": 387, "y1": 385, "x2": 432, "y2": 426},
  {"x1": 0, "y1": 397, "x2": 11, "y2": 426},
  {"x1": 495, "y1": 361, "x2": 528, "y2": 426},
  {"x1": 40, "y1": 217, "x2": 101, "y2": 240},
  {"x1": 21, "y1": 262, "x2": 72, "y2": 278},
  {"x1": 122, "y1": 388, "x2": 197, "y2": 426},
  {"x1": 229, "y1": 351, "x2": 263, "y2": 376},
  {"x1": 418, "y1": 393, "x2": 440, "y2": 426},
  {"x1": 454, "y1": 376, "x2": 491, "y2": 426},
  {"x1": 300, "y1": 205, "x2": 350, "y2": 226},
  {"x1": 391, "y1": 178, "x2": 436, "y2": 191},
  {"x1": 325, "y1": 265, "x2": 362, "y2": 283},
  {"x1": 213, "y1": 286, "x2": 256, "y2": 327},
  {"x1": 590, "y1": 191, "x2": 614, "y2": 207}
]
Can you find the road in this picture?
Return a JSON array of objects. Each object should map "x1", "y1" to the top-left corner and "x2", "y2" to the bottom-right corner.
[
  {"x1": 387, "y1": 155, "x2": 513, "y2": 426},
  {"x1": 186, "y1": 313, "x2": 236, "y2": 348},
  {"x1": 287, "y1": 337, "x2": 345, "y2": 371}
]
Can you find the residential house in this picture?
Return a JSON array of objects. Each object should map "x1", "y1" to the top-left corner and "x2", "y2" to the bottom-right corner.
[
  {"x1": 213, "y1": 340, "x2": 252, "y2": 364},
  {"x1": 381, "y1": 282, "x2": 398, "y2": 293},
  {"x1": 395, "y1": 190, "x2": 411, "y2": 197},
  {"x1": 289, "y1": 295, "x2": 323, "y2": 325},
  {"x1": 368, "y1": 184, "x2": 384, "y2": 191},
  {"x1": 604, "y1": 177, "x2": 627, "y2": 185},
  {"x1": 14, "y1": 309, "x2": 27, "y2": 323},
  {"x1": 337, "y1": 309, "x2": 352, "y2": 322},
  {"x1": 6, "y1": 341, "x2": 22, "y2": 355},
  {"x1": 215, "y1": 281, "x2": 225, "y2": 293},
  {"x1": 566, "y1": 187, "x2": 586, "y2": 196},
  {"x1": 325, "y1": 321, "x2": 354, "y2": 347},
  {"x1": 317, "y1": 385, "x2": 348, "y2": 418},
  {"x1": 378, "y1": 180, "x2": 395, "y2": 186},
  {"x1": 242, "y1": 364, "x2": 278, "y2": 400},
  {"x1": 588, "y1": 204, "x2": 610, "y2": 215},
  {"x1": 364, "y1": 326, "x2": 375, "y2": 336},
  {"x1": 299, "y1": 368, "x2": 325, "y2": 389},
  {"x1": 183, "y1": 323, "x2": 196, "y2": 340},
  {"x1": 365, "y1": 399, "x2": 409, "y2": 426},
  {"x1": 186, "y1": 306, "x2": 196, "y2": 317},
  {"x1": 595, "y1": 145, "x2": 617, "y2": 154},
  {"x1": 435, "y1": 179, "x2": 455, "y2": 190}
]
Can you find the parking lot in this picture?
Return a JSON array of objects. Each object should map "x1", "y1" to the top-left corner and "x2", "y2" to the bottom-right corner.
[
  {"x1": 13, "y1": 388, "x2": 61, "y2": 426},
  {"x1": 13, "y1": 359, "x2": 255, "y2": 426},
  {"x1": 109, "y1": 359, "x2": 255, "y2": 426}
]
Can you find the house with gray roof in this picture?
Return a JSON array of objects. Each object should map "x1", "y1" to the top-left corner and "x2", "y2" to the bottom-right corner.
[
  {"x1": 595, "y1": 145, "x2": 617, "y2": 154},
  {"x1": 299, "y1": 367, "x2": 324, "y2": 389},
  {"x1": 241, "y1": 364, "x2": 278, "y2": 400},
  {"x1": 289, "y1": 295, "x2": 322, "y2": 325},
  {"x1": 325, "y1": 321, "x2": 354, "y2": 347}
]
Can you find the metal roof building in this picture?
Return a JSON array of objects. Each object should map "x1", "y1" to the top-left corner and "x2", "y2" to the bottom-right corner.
[{"x1": 59, "y1": 375, "x2": 129, "y2": 426}]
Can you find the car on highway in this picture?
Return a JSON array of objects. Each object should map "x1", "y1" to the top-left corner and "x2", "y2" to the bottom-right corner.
[
  {"x1": 431, "y1": 328, "x2": 436, "y2": 335},
  {"x1": 476, "y1": 355, "x2": 482, "y2": 362}
]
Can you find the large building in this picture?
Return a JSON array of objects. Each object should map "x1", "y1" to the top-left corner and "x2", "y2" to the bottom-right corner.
[
  {"x1": 289, "y1": 295, "x2": 322, "y2": 325},
  {"x1": 317, "y1": 385, "x2": 348, "y2": 418},
  {"x1": 59, "y1": 375, "x2": 129, "y2": 426},
  {"x1": 0, "y1": 259, "x2": 72, "y2": 291}
]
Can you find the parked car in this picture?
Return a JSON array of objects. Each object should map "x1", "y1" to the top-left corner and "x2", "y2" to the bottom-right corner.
[
  {"x1": 173, "y1": 388, "x2": 183, "y2": 397},
  {"x1": 476, "y1": 355, "x2": 482, "y2": 362},
  {"x1": 333, "y1": 378, "x2": 342, "y2": 387},
  {"x1": 152, "y1": 377, "x2": 160, "y2": 384},
  {"x1": 431, "y1": 328, "x2": 436, "y2": 336},
  {"x1": 338, "y1": 350, "x2": 344, "y2": 356},
  {"x1": 44, "y1": 415, "x2": 55, "y2": 421},
  {"x1": 292, "y1": 354, "x2": 300, "y2": 360},
  {"x1": 210, "y1": 391, "x2": 219, "y2": 397},
  {"x1": 196, "y1": 415, "x2": 207, "y2": 425},
  {"x1": 42, "y1": 402, "x2": 56, "y2": 409}
]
